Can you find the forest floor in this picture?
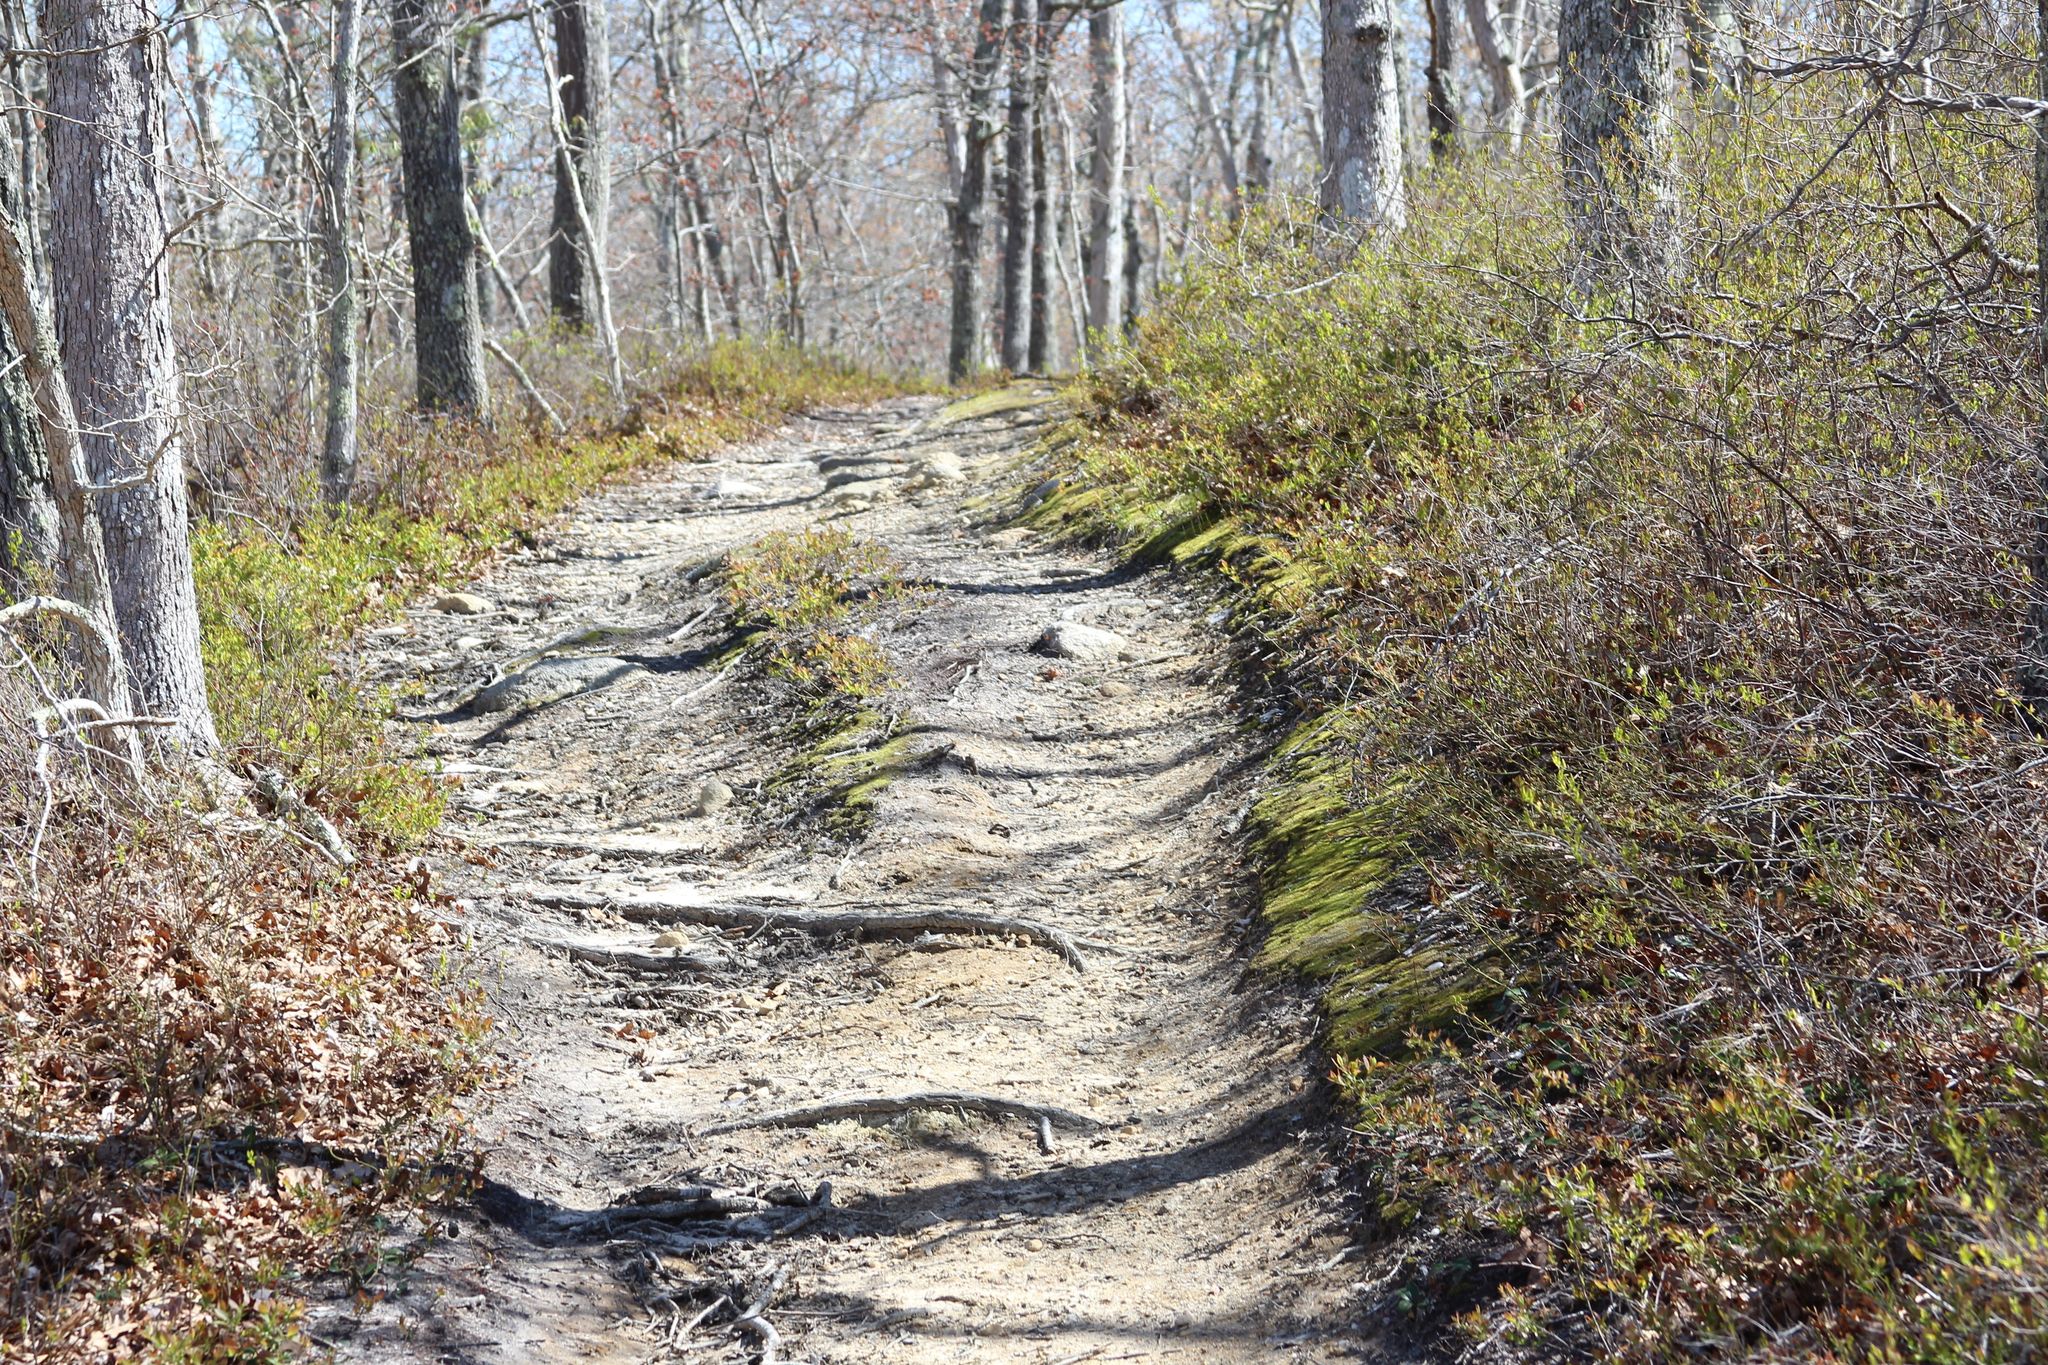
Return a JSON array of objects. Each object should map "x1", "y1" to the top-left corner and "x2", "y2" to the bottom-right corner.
[{"x1": 317, "y1": 388, "x2": 1365, "y2": 1364}]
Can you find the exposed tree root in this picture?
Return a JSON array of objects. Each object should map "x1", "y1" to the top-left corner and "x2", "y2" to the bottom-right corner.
[
  {"x1": 525, "y1": 887, "x2": 1096, "y2": 971},
  {"x1": 698, "y1": 1090, "x2": 1100, "y2": 1138},
  {"x1": 525, "y1": 932, "x2": 726, "y2": 974}
]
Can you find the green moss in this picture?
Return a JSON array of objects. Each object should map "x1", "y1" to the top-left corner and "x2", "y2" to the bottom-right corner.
[
  {"x1": 931, "y1": 379, "x2": 1056, "y2": 425},
  {"x1": 1251, "y1": 714, "x2": 1502, "y2": 1055},
  {"x1": 771, "y1": 710, "x2": 939, "y2": 838}
]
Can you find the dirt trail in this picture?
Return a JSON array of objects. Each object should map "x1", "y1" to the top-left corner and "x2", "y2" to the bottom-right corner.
[{"x1": 324, "y1": 391, "x2": 1362, "y2": 1363}]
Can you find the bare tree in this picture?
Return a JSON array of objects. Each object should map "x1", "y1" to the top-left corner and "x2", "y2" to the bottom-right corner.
[
  {"x1": 548, "y1": 0, "x2": 609, "y2": 327},
  {"x1": 1085, "y1": 0, "x2": 1127, "y2": 351},
  {"x1": 45, "y1": 0, "x2": 216, "y2": 748},
  {"x1": 997, "y1": 0, "x2": 1036, "y2": 372},
  {"x1": 392, "y1": 0, "x2": 490, "y2": 415},
  {"x1": 1559, "y1": 0, "x2": 1681, "y2": 288},
  {"x1": 319, "y1": 0, "x2": 363, "y2": 501},
  {"x1": 1464, "y1": 0, "x2": 1530, "y2": 148},
  {"x1": 948, "y1": 0, "x2": 1009, "y2": 381},
  {"x1": 1425, "y1": 0, "x2": 1460, "y2": 155},
  {"x1": 1321, "y1": 0, "x2": 1405, "y2": 228}
]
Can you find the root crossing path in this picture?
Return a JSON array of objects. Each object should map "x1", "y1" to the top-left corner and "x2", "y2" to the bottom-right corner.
[{"x1": 329, "y1": 391, "x2": 1361, "y2": 1363}]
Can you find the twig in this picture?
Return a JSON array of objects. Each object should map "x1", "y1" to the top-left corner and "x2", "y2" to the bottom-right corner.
[{"x1": 732, "y1": 1262, "x2": 789, "y2": 1365}]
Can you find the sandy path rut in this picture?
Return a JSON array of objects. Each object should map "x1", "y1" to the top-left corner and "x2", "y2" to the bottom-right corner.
[{"x1": 327, "y1": 392, "x2": 1360, "y2": 1363}]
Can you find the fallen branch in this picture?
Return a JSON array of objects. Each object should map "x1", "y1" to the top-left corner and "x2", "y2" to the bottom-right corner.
[
  {"x1": 732, "y1": 1262, "x2": 789, "y2": 1365},
  {"x1": 525, "y1": 888, "x2": 1095, "y2": 971},
  {"x1": 542, "y1": 1187, "x2": 771, "y2": 1237},
  {"x1": 698, "y1": 1091, "x2": 1100, "y2": 1138}
]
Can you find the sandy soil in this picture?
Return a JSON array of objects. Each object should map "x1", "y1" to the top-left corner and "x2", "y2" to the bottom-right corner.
[{"x1": 315, "y1": 390, "x2": 1371, "y2": 1364}]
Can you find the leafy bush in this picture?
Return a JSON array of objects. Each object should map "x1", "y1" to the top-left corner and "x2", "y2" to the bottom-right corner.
[{"x1": 1053, "y1": 100, "x2": 2047, "y2": 1360}]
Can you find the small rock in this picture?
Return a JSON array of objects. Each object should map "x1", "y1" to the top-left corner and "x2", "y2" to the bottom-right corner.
[
  {"x1": 652, "y1": 930, "x2": 695, "y2": 949},
  {"x1": 987, "y1": 527, "x2": 1035, "y2": 549},
  {"x1": 453, "y1": 635, "x2": 486, "y2": 652},
  {"x1": 1025, "y1": 1238, "x2": 1045, "y2": 1253},
  {"x1": 1020, "y1": 477, "x2": 1062, "y2": 510},
  {"x1": 829, "y1": 481, "x2": 886, "y2": 506},
  {"x1": 703, "y1": 476, "x2": 765, "y2": 499},
  {"x1": 1099, "y1": 680, "x2": 1133, "y2": 698},
  {"x1": 471, "y1": 656, "x2": 645, "y2": 713},
  {"x1": 909, "y1": 450, "x2": 966, "y2": 488},
  {"x1": 693, "y1": 777, "x2": 734, "y2": 816},
  {"x1": 1034, "y1": 621, "x2": 1133, "y2": 663},
  {"x1": 825, "y1": 467, "x2": 897, "y2": 491},
  {"x1": 831, "y1": 494, "x2": 874, "y2": 514},
  {"x1": 435, "y1": 591, "x2": 492, "y2": 615}
]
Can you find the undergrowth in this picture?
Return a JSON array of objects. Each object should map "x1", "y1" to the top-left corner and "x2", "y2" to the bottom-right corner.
[
  {"x1": 721, "y1": 523, "x2": 927, "y2": 836},
  {"x1": 1049, "y1": 100, "x2": 2048, "y2": 1361},
  {"x1": 1, "y1": 340, "x2": 910, "y2": 1360}
]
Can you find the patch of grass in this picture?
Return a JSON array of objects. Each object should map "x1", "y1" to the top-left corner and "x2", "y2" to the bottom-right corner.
[
  {"x1": 724, "y1": 526, "x2": 913, "y2": 706},
  {"x1": 1053, "y1": 112, "x2": 2048, "y2": 1360}
]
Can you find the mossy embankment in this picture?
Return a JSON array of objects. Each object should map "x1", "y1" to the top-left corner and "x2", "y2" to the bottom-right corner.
[{"x1": 1038, "y1": 135, "x2": 2048, "y2": 1360}]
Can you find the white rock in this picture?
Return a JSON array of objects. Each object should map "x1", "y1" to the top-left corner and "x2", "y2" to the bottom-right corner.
[
  {"x1": 909, "y1": 451, "x2": 966, "y2": 487},
  {"x1": 435, "y1": 591, "x2": 493, "y2": 615},
  {"x1": 453, "y1": 635, "x2": 486, "y2": 652},
  {"x1": 693, "y1": 777, "x2": 734, "y2": 816},
  {"x1": 1034, "y1": 621, "x2": 1133, "y2": 663},
  {"x1": 703, "y1": 476, "x2": 765, "y2": 499}
]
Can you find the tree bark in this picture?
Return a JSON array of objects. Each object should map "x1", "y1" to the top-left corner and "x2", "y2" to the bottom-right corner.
[
  {"x1": 1320, "y1": 0, "x2": 1406, "y2": 229},
  {"x1": 0, "y1": 96, "x2": 54, "y2": 577},
  {"x1": 997, "y1": 0, "x2": 1034, "y2": 373},
  {"x1": 1559, "y1": 0, "x2": 1681, "y2": 290},
  {"x1": 45, "y1": 0, "x2": 215, "y2": 747},
  {"x1": 1425, "y1": 0, "x2": 1460, "y2": 156},
  {"x1": 946, "y1": 0, "x2": 1008, "y2": 382},
  {"x1": 319, "y1": 0, "x2": 363, "y2": 502},
  {"x1": 1084, "y1": 1, "x2": 1126, "y2": 354},
  {"x1": 1026, "y1": 7, "x2": 1055, "y2": 374},
  {"x1": 392, "y1": 0, "x2": 489, "y2": 415},
  {"x1": 547, "y1": 0, "x2": 608, "y2": 328},
  {"x1": 1685, "y1": 0, "x2": 1743, "y2": 108},
  {"x1": 0, "y1": 210, "x2": 124, "y2": 717},
  {"x1": 1464, "y1": 0, "x2": 1529, "y2": 149}
]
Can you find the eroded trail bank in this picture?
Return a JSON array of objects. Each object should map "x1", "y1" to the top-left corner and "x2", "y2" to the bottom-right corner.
[{"x1": 326, "y1": 391, "x2": 1362, "y2": 1363}]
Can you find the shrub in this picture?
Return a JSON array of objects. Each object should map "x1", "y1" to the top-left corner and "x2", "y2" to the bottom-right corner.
[{"x1": 1053, "y1": 98, "x2": 2048, "y2": 1360}]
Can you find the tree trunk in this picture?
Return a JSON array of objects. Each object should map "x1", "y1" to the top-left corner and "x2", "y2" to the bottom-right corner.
[
  {"x1": 462, "y1": 24, "x2": 492, "y2": 327},
  {"x1": 392, "y1": 0, "x2": 489, "y2": 415},
  {"x1": 1026, "y1": 13, "x2": 1055, "y2": 375},
  {"x1": 0, "y1": 197, "x2": 125, "y2": 716},
  {"x1": 1320, "y1": 0, "x2": 1406, "y2": 229},
  {"x1": 0, "y1": 98, "x2": 53, "y2": 578},
  {"x1": 319, "y1": 0, "x2": 362, "y2": 502},
  {"x1": 1559, "y1": 0, "x2": 1681, "y2": 290},
  {"x1": 1084, "y1": 1, "x2": 1126, "y2": 354},
  {"x1": 45, "y1": 0, "x2": 215, "y2": 747},
  {"x1": 1122, "y1": 188, "x2": 1142, "y2": 334},
  {"x1": 548, "y1": 0, "x2": 608, "y2": 328},
  {"x1": 1685, "y1": 0, "x2": 1743, "y2": 108},
  {"x1": 1161, "y1": 0, "x2": 1240, "y2": 215},
  {"x1": 1244, "y1": 10, "x2": 1275, "y2": 193},
  {"x1": 946, "y1": 0, "x2": 1008, "y2": 383},
  {"x1": 1464, "y1": 0, "x2": 1529, "y2": 150},
  {"x1": 997, "y1": 0, "x2": 1034, "y2": 373},
  {"x1": 1425, "y1": 0, "x2": 1460, "y2": 156}
]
